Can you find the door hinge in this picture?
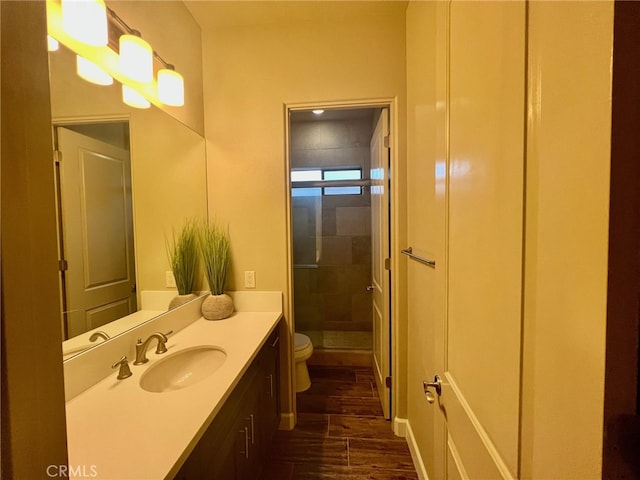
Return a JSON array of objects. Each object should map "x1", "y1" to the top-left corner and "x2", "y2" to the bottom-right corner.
[
  {"x1": 383, "y1": 135, "x2": 390, "y2": 148},
  {"x1": 58, "y1": 259, "x2": 68, "y2": 272},
  {"x1": 54, "y1": 150, "x2": 62, "y2": 164},
  {"x1": 384, "y1": 258, "x2": 391, "y2": 271},
  {"x1": 385, "y1": 376, "x2": 392, "y2": 388}
]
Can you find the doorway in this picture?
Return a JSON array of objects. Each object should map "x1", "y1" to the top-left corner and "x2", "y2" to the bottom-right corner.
[{"x1": 286, "y1": 103, "x2": 393, "y2": 419}]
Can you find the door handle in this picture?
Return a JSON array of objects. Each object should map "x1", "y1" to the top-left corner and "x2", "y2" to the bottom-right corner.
[
  {"x1": 423, "y1": 375, "x2": 442, "y2": 404},
  {"x1": 366, "y1": 285, "x2": 375, "y2": 291}
]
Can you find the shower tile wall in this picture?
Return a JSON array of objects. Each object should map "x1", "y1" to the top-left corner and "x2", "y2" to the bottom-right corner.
[{"x1": 291, "y1": 115, "x2": 374, "y2": 350}]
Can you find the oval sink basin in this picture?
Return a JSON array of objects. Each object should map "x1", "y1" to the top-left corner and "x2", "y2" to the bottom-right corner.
[{"x1": 140, "y1": 345, "x2": 226, "y2": 393}]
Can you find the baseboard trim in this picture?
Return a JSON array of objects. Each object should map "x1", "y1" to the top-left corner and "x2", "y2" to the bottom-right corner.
[
  {"x1": 394, "y1": 416, "x2": 408, "y2": 437},
  {"x1": 279, "y1": 412, "x2": 295, "y2": 430},
  {"x1": 396, "y1": 417, "x2": 429, "y2": 480}
]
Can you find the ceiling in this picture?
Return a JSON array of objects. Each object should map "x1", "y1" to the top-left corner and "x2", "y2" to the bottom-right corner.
[
  {"x1": 186, "y1": 1, "x2": 408, "y2": 29},
  {"x1": 184, "y1": 0, "x2": 396, "y2": 125},
  {"x1": 290, "y1": 107, "x2": 378, "y2": 123}
]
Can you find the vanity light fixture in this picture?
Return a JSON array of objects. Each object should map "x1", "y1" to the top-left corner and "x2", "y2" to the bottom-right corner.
[
  {"x1": 47, "y1": 0, "x2": 186, "y2": 109},
  {"x1": 76, "y1": 55, "x2": 113, "y2": 86},
  {"x1": 157, "y1": 65, "x2": 185, "y2": 107},
  {"x1": 119, "y1": 31, "x2": 153, "y2": 83},
  {"x1": 47, "y1": 35, "x2": 59, "y2": 52},
  {"x1": 61, "y1": 0, "x2": 108, "y2": 47},
  {"x1": 122, "y1": 85, "x2": 150, "y2": 109},
  {"x1": 312, "y1": 109, "x2": 325, "y2": 115}
]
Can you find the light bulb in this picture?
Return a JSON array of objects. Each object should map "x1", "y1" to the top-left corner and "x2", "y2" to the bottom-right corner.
[
  {"x1": 122, "y1": 85, "x2": 150, "y2": 109},
  {"x1": 119, "y1": 33, "x2": 153, "y2": 83},
  {"x1": 47, "y1": 36, "x2": 59, "y2": 52},
  {"x1": 76, "y1": 55, "x2": 113, "y2": 86},
  {"x1": 158, "y1": 67, "x2": 185, "y2": 107},
  {"x1": 61, "y1": 0, "x2": 108, "y2": 47}
]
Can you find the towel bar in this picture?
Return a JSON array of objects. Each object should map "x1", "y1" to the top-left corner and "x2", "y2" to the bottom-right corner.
[{"x1": 401, "y1": 247, "x2": 436, "y2": 268}]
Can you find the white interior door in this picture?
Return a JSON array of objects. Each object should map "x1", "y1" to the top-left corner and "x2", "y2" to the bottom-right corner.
[
  {"x1": 57, "y1": 127, "x2": 137, "y2": 338},
  {"x1": 370, "y1": 108, "x2": 391, "y2": 419},
  {"x1": 423, "y1": 1, "x2": 527, "y2": 477}
]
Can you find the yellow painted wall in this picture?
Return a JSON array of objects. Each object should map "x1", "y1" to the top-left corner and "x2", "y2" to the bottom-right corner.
[
  {"x1": 521, "y1": 2, "x2": 613, "y2": 478},
  {"x1": 201, "y1": 7, "x2": 407, "y2": 415}
]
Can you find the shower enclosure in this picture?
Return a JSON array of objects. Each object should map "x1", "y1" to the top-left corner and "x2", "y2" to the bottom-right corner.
[{"x1": 289, "y1": 108, "x2": 380, "y2": 355}]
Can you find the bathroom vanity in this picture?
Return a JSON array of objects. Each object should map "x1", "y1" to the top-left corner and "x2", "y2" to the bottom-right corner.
[
  {"x1": 63, "y1": 292, "x2": 282, "y2": 480},
  {"x1": 175, "y1": 327, "x2": 280, "y2": 479}
]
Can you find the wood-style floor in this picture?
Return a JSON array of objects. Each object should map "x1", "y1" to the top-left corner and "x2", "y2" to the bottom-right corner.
[{"x1": 260, "y1": 365, "x2": 419, "y2": 479}]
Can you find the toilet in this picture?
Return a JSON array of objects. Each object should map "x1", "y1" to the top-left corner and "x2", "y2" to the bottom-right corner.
[{"x1": 294, "y1": 333, "x2": 314, "y2": 392}]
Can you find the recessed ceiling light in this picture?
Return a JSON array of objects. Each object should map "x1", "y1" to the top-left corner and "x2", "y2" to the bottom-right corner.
[{"x1": 312, "y1": 109, "x2": 324, "y2": 115}]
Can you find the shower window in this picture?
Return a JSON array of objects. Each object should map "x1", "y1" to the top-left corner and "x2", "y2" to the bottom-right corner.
[
  {"x1": 291, "y1": 170, "x2": 322, "y2": 197},
  {"x1": 323, "y1": 169, "x2": 362, "y2": 195},
  {"x1": 291, "y1": 168, "x2": 363, "y2": 196},
  {"x1": 291, "y1": 170, "x2": 322, "y2": 181}
]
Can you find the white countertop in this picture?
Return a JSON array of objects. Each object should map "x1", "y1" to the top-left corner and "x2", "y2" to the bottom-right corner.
[{"x1": 65, "y1": 310, "x2": 282, "y2": 480}]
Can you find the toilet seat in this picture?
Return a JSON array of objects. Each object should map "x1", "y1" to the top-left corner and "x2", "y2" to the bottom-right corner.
[
  {"x1": 294, "y1": 333, "x2": 313, "y2": 360},
  {"x1": 295, "y1": 332, "x2": 311, "y2": 350}
]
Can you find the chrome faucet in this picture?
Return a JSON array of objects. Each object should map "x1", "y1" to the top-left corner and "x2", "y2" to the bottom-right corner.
[{"x1": 134, "y1": 331, "x2": 172, "y2": 365}]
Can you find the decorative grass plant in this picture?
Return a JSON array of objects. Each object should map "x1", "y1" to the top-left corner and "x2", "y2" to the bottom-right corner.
[
  {"x1": 166, "y1": 218, "x2": 199, "y2": 295},
  {"x1": 199, "y1": 219, "x2": 231, "y2": 296}
]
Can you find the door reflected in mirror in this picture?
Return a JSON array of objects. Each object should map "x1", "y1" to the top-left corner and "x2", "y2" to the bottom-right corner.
[{"x1": 55, "y1": 122, "x2": 137, "y2": 340}]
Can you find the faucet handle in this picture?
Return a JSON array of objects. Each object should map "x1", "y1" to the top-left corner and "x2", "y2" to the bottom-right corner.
[
  {"x1": 111, "y1": 355, "x2": 133, "y2": 380},
  {"x1": 154, "y1": 331, "x2": 173, "y2": 354}
]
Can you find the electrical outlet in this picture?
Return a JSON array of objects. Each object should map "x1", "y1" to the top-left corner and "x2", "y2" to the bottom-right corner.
[
  {"x1": 244, "y1": 270, "x2": 256, "y2": 289},
  {"x1": 165, "y1": 271, "x2": 176, "y2": 288}
]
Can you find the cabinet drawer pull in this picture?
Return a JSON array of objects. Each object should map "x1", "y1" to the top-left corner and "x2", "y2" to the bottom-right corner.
[
  {"x1": 239, "y1": 427, "x2": 249, "y2": 459},
  {"x1": 250, "y1": 414, "x2": 255, "y2": 445},
  {"x1": 268, "y1": 374, "x2": 273, "y2": 398},
  {"x1": 270, "y1": 336, "x2": 279, "y2": 348}
]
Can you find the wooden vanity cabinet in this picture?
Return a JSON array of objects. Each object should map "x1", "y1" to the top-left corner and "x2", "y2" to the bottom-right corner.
[
  {"x1": 175, "y1": 325, "x2": 280, "y2": 480},
  {"x1": 257, "y1": 329, "x2": 280, "y2": 453}
]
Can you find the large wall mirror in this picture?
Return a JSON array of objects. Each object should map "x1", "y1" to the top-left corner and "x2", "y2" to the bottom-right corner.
[{"x1": 49, "y1": 14, "x2": 208, "y2": 359}]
